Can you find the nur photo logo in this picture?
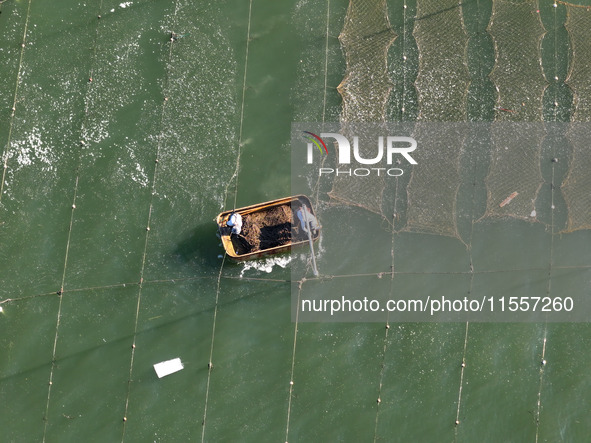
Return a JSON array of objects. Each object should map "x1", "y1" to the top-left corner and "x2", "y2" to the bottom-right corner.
[{"x1": 301, "y1": 130, "x2": 418, "y2": 177}]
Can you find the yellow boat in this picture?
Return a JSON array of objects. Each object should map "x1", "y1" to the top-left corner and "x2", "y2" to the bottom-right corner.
[{"x1": 215, "y1": 195, "x2": 320, "y2": 261}]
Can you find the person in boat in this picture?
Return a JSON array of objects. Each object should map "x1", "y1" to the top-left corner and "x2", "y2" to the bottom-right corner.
[
  {"x1": 296, "y1": 205, "x2": 319, "y2": 235},
  {"x1": 226, "y1": 212, "x2": 243, "y2": 235}
]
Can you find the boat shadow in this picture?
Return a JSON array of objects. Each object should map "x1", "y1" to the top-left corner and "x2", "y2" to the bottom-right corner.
[{"x1": 174, "y1": 222, "x2": 225, "y2": 270}]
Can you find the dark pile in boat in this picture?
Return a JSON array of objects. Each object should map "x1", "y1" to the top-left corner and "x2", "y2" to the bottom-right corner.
[{"x1": 235, "y1": 204, "x2": 293, "y2": 254}]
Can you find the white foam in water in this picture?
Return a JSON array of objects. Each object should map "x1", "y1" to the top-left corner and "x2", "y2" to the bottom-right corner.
[
  {"x1": 12, "y1": 127, "x2": 54, "y2": 171},
  {"x1": 239, "y1": 256, "x2": 292, "y2": 277},
  {"x1": 120, "y1": 2, "x2": 132, "y2": 8}
]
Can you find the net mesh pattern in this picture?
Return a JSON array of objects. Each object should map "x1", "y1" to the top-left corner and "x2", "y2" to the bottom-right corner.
[
  {"x1": 404, "y1": 125, "x2": 464, "y2": 239},
  {"x1": 562, "y1": 124, "x2": 591, "y2": 233},
  {"x1": 330, "y1": 0, "x2": 397, "y2": 215},
  {"x1": 561, "y1": 6, "x2": 591, "y2": 233},
  {"x1": 488, "y1": 0, "x2": 548, "y2": 121},
  {"x1": 328, "y1": 125, "x2": 390, "y2": 215},
  {"x1": 482, "y1": 0, "x2": 546, "y2": 221},
  {"x1": 565, "y1": 5, "x2": 591, "y2": 122},
  {"x1": 482, "y1": 124, "x2": 544, "y2": 220},
  {"x1": 413, "y1": 0, "x2": 470, "y2": 121},
  {"x1": 327, "y1": 0, "x2": 591, "y2": 236},
  {"x1": 337, "y1": 0, "x2": 397, "y2": 122},
  {"x1": 403, "y1": 0, "x2": 468, "y2": 239}
]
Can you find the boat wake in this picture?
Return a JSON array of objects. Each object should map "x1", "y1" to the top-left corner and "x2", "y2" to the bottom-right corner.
[{"x1": 239, "y1": 256, "x2": 292, "y2": 278}]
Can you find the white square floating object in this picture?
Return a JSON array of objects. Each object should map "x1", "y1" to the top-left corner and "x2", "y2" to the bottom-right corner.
[{"x1": 153, "y1": 358, "x2": 184, "y2": 378}]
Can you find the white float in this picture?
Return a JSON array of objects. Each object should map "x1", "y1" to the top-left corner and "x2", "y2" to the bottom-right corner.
[{"x1": 153, "y1": 358, "x2": 184, "y2": 378}]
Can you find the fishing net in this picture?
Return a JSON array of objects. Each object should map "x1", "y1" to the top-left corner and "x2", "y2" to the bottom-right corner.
[
  {"x1": 327, "y1": 123, "x2": 391, "y2": 216},
  {"x1": 330, "y1": 0, "x2": 397, "y2": 215},
  {"x1": 400, "y1": 0, "x2": 469, "y2": 240},
  {"x1": 337, "y1": 0, "x2": 397, "y2": 123},
  {"x1": 326, "y1": 0, "x2": 590, "y2": 237},
  {"x1": 488, "y1": 0, "x2": 548, "y2": 121},
  {"x1": 562, "y1": 124, "x2": 591, "y2": 233},
  {"x1": 560, "y1": 5, "x2": 591, "y2": 233},
  {"x1": 481, "y1": 124, "x2": 544, "y2": 220},
  {"x1": 480, "y1": 0, "x2": 546, "y2": 221},
  {"x1": 413, "y1": 0, "x2": 470, "y2": 121},
  {"x1": 403, "y1": 124, "x2": 465, "y2": 239},
  {"x1": 565, "y1": 4, "x2": 591, "y2": 122}
]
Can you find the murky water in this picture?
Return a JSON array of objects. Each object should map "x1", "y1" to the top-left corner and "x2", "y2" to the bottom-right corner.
[{"x1": 1, "y1": 0, "x2": 591, "y2": 442}]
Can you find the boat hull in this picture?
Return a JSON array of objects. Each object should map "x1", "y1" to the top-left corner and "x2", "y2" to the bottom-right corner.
[{"x1": 215, "y1": 195, "x2": 319, "y2": 261}]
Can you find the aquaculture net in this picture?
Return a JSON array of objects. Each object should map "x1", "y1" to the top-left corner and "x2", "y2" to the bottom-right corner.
[
  {"x1": 488, "y1": 0, "x2": 548, "y2": 122},
  {"x1": 337, "y1": 0, "x2": 396, "y2": 123},
  {"x1": 413, "y1": 0, "x2": 470, "y2": 121},
  {"x1": 328, "y1": 0, "x2": 396, "y2": 216},
  {"x1": 480, "y1": 0, "x2": 547, "y2": 221},
  {"x1": 403, "y1": 124, "x2": 465, "y2": 239},
  {"x1": 402, "y1": 0, "x2": 469, "y2": 240},
  {"x1": 565, "y1": 4, "x2": 591, "y2": 122},
  {"x1": 323, "y1": 0, "x2": 591, "y2": 239},
  {"x1": 562, "y1": 124, "x2": 591, "y2": 233},
  {"x1": 561, "y1": 5, "x2": 591, "y2": 233},
  {"x1": 482, "y1": 124, "x2": 544, "y2": 221}
]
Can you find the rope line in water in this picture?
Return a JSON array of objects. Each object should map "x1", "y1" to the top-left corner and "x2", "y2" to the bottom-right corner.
[
  {"x1": 201, "y1": 0, "x2": 254, "y2": 440},
  {"x1": 284, "y1": 281, "x2": 302, "y2": 443},
  {"x1": 454, "y1": 0, "x2": 486, "y2": 425},
  {"x1": 42, "y1": 1, "x2": 103, "y2": 441},
  {"x1": 3, "y1": 262, "x2": 591, "y2": 308},
  {"x1": 286, "y1": 2, "x2": 332, "y2": 439},
  {"x1": 120, "y1": 0, "x2": 181, "y2": 439},
  {"x1": 373, "y1": 176, "x2": 401, "y2": 441},
  {"x1": 321, "y1": 0, "x2": 331, "y2": 124},
  {"x1": 222, "y1": 0, "x2": 253, "y2": 214},
  {"x1": 535, "y1": 123, "x2": 558, "y2": 443},
  {"x1": 556, "y1": 0, "x2": 591, "y2": 9},
  {"x1": 454, "y1": 323, "x2": 470, "y2": 432},
  {"x1": 0, "y1": 0, "x2": 33, "y2": 202}
]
